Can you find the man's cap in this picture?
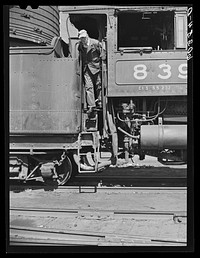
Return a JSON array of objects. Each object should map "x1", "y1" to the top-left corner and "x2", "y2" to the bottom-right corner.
[{"x1": 78, "y1": 29, "x2": 88, "y2": 38}]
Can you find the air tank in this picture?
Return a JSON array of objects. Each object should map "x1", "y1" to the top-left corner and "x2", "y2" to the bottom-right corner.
[
  {"x1": 140, "y1": 125, "x2": 187, "y2": 150},
  {"x1": 9, "y1": 5, "x2": 59, "y2": 46}
]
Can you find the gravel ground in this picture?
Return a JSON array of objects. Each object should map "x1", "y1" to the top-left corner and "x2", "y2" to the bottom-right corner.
[{"x1": 10, "y1": 187, "x2": 187, "y2": 245}]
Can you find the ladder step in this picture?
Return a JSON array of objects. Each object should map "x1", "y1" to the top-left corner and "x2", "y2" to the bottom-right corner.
[{"x1": 83, "y1": 108, "x2": 102, "y2": 113}]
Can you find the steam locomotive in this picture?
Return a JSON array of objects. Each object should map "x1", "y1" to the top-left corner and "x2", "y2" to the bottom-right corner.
[{"x1": 9, "y1": 5, "x2": 187, "y2": 185}]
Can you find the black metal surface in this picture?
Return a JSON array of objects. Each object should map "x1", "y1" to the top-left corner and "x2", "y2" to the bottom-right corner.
[
  {"x1": 10, "y1": 165, "x2": 187, "y2": 188},
  {"x1": 72, "y1": 176, "x2": 186, "y2": 187}
]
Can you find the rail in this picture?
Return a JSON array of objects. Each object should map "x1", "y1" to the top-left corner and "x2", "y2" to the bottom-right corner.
[
  {"x1": 10, "y1": 225, "x2": 186, "y2": 246},
  {"x1": 10, "y1": 203, "x2": 187, "y2": 246}
]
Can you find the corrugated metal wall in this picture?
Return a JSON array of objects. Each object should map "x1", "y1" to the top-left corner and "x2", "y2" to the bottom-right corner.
[{"x1": 9, "y1": 6, "x2": 60, "y2": 45}]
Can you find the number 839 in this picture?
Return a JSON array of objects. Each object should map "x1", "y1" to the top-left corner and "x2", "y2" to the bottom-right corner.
[{"x1": 133, "y1": 63, "x2": 187, "y2": 80}]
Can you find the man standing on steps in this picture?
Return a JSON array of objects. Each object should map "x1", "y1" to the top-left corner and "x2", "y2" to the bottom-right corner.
[{"x1": 78, "y1": 29, "x2": 106, "y2": 114}]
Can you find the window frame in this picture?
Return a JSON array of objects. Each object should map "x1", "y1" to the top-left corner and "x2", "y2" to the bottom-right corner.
[{"x1": 115, "y1": 9, "x2": 187, "y2": 51}]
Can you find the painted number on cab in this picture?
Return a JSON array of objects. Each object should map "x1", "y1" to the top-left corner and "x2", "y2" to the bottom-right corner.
[{"x1": 132, "y1": 63, "x2": 187, "y2": 80}]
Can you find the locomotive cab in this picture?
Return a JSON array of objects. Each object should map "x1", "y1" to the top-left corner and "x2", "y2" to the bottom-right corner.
[{"x1": 107, "y1": 7, "x2": 187, "y2": 164}]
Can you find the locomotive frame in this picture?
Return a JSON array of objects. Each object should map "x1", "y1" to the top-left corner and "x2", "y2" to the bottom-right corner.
[{"x1": 9, "y1": 5, "x2": 188, "y2": 185}]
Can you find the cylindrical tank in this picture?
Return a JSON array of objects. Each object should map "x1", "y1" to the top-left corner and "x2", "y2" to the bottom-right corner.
[
  {"x1": 140, "y1": 125, "x2": 187, "y2": 150},
  {"x1": 9, "y1": 5, "x2": 59, "y2": 46}
]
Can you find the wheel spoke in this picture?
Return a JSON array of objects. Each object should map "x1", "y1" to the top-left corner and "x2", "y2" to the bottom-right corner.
[{"x1": 56, "y1": 156, "x2": 72, "y2": 185}]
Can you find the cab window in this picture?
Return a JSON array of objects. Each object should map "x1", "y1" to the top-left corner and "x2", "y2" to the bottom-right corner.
[{"x1": 117, "y1": 11, "x2": 186, "y2": 51}]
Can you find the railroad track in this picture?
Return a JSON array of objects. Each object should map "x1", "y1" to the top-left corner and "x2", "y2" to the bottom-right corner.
[
  {"x1": 9, "y1": 182, "x2": 187, "y2": 193},
  {"x1": 10, "y1": 225, "x2": 187, "y2": 246},
  {"x1": 73, "y1": 176, "x2": 186, "y2": 187},
  {"x1": 10, "y1": 205, "x2": 186, "y2": 246},
  {"x1": 10, "y1": 175, "x2": 187, "y2": 189},
  {"x1": 10, "y1": 164, "x2": 187, "y2": 187},
  {"x1": 10, "y1": 204, "x2": 187, "y2": 219},
  {"x1": 10, "y1": 186, "x2": 187, "y2": 246}
]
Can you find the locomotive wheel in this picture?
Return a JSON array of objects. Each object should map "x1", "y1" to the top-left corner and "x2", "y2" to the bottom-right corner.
[{"x1": 55, "y1": 155, "x2": 72, "y2": 185}]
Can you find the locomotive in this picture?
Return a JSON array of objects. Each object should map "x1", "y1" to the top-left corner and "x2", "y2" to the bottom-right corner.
[{"x1": 9, "y1": 5, "x2": 187, "y2": 185}]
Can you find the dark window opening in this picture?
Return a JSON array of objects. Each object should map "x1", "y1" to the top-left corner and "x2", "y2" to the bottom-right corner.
[
  {"x1": 118, "y1": 11, "x2": 174, "y2": 50},
  {"x1": 61, "y1": 39, "x2": 70, "y2": 57},
  {"x1": 69, "y1": 14, "x2": 107, "y2": 42}
]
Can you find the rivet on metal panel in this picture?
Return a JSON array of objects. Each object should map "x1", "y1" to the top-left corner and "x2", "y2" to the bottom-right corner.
[
  {"x1": 33, "y1": 27, "x2": 43, "y2": 33},
  {"x1": 10, "y1": 28, "x2": 17, "y2": 34},
  {"x1": 30, "y1": 148, "x2": 33, "y2": 155},
  {"x1": 21, "y1": 13, "x2": 32, "y2": 19}
]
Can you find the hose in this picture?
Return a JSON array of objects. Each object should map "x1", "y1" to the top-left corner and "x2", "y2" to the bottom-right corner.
[{"x1": 118, "y1": 127, "x2": 139, "y2": 139}]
